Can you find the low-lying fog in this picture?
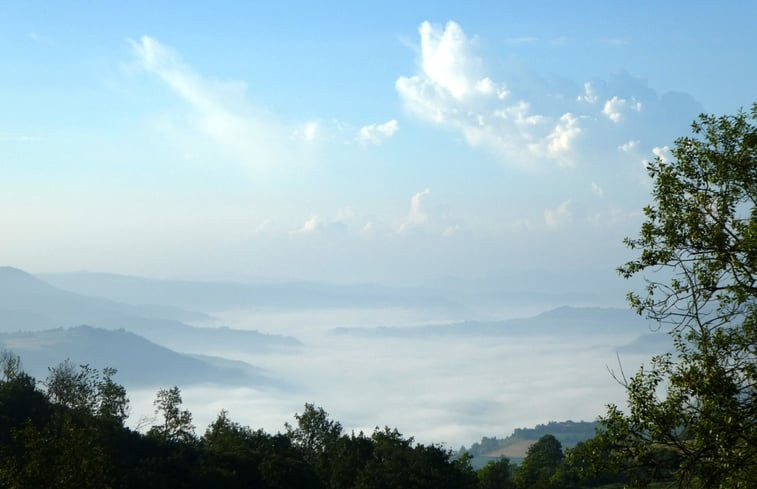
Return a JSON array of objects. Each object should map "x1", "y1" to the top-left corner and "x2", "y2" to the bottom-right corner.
[{"x1": 127, "y1": 306, "x2": 653, "y2": 449}]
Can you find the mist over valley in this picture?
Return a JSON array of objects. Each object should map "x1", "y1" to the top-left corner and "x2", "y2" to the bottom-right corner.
[{"x1": 0, "y1": 266, "x2": 664, "y2": 449}]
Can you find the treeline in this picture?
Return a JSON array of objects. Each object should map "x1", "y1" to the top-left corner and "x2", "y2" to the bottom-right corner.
[
  {"x1": 463, "y1": 420, "x2": 599, "y2": 462},
  {"x1": 0, "y1": 355, "x2": 673, "y2": 489}
]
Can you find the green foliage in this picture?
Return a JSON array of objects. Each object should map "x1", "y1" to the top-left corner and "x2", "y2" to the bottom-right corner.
[
  {"x1": 463, "y1": 421, "x2": 600, "y2": 469},
  {"x1": 513, "y1": 434, "x2": 564, "y2": 489},
  {"x1": 149, "y1": 385, "x2": 195, "y2": 443},
  {"x1": 43, "y1": 359, "x2": 129, "y2": 424},
  {"x1": 0, "y1": 351, "x2": 23, "y2": 382},
  {"x1": 0, "y1": 362, "x2": 484, "y2": 489},
  {"x1": 97, "y1": 367, "x2": 129, "y2": 423},
  {"x1": 477, "y1": 457, "x2": 515, "y2": 489},
  {"x1": 353, "y1": 427, "x2": 478, "y2": 489},
  {"x1": 607, "y1": 104, "x2": 757, "y2": 488},
  {"x1": 286, "y1": 402, "x2": 343, "y2": 455}
]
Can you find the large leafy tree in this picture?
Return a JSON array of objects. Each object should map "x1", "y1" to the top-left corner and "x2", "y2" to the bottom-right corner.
[
  {"x1": 604, "y1": 104, "x2": 757, "y2": 488},
  {"x1": 513, "y1": 434, "x2": 564, "y2": 489}
]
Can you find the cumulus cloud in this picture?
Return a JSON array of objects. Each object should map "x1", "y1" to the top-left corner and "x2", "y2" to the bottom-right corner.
[
  {"x1": 652, "y1": 145, "x2": 672, "y2": 163},
  {"x1": 130, "y1": 36, "x2": 297, "y2": 169},
  {"x1": 396, "y1": 21, "x2": 584, "y2": 168},
  {"x1": 399, "y1": 189, "x2": 431, "y2": 232},
  {"x1": 299, "y1": 216, "x2": 322, "y2": 234},
  {"x1": 546, "y1": 113, "x2": 581, "y2": 165},
  {"x1": 544, "y1": 200, "x2": 572, "y2": 229},
  {"x1": 417, "y1": 21, "x2": 484, "y2": 100},
  {"x1": 618, "y1": 140, "x2": 639, "y2": 152},
  {"x1": 602, "y1": 96, "x2": 642, "y2": 123},
  {"x1": 576, "y1": 82, "x2": 599, "y2": 104},
  {"x1": 293, "y1": 207, "x2": 357, "y2": 235},
  {"x1": 357, "y1": 119, "x2": 399, "y2": 146},
  {"x1": 396, "y1": 21, "x2": 703, "y2": 172}
]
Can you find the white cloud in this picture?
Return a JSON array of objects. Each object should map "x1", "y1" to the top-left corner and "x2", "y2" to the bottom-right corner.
[
  {"x1": 546, "y1": 113, "x2": 581, "y2": 165},
  {"x1": 293, "y1": 207, "x2": 357, "y2": 235},
  {"x1": 396, "y1": 21, "x2": 583, "y2": 168},
  {"x1": 591, "y1": 183, "x2": 604, "y2": 197},
  {"x1": 418, "y1": 21, "x2": 484, "y2": 100},
  {"x1": 130, "y1": 36, "x2": 298, "y2": 169},
  {"x1": 397, "y1": 25, "x2": 701, "y2": 174},
  {"x1": 357, "y1": 119, "x2": 399, "y2": 146},
  {"x1": 642, "y1": 145, "x2": 673, "y2": 170},
  {"x1": 303, "y1": 121, "x2": 319, "y2": 142},
  {"x1": 618, "y1": 140, "x2": 639, "y2": 152},
  {"x1": 602, "y1": 96, "x2": 642, "y2": 123},
  {"x1": 576, "y1": 82, "x2": 598, "y2": 104},
  {"x1": 544, "y1": 200, "x2": 572, "y2": 229},
  {"x1": 299, "y1": 216, "x2": 322, "y2": 234},
  {"x1": 652, "y1": 145, "x2": 672, "y2": 163},
  {"x1": 399, "y1": 189, "x2": 431, "y2": 232}
]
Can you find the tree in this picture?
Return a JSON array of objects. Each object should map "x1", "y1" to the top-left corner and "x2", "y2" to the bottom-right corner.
[
  {"x1": 514, "y1": 434, "x2": 564, "y2": 489},
  {"x1": 43, "y1": 360, "x2": 129, "y2": 426},
  {"x1": 604, "y1": 104, "x2": 757, "y2": 488},
  {"x1": 44, "y1": 360, "x2": 99, "y2": 414},
  {"x1": 286, "y1": 403, "x2": 343, "y2": 455},
  {"x1": 477, "y1": 457, "x2": 514, "y2": 489},
  {"x1": 149, "y1": 386, "x2": 195, "y2": 443},
  {"x1": 97, "y1": 367, "x2": 129, "y2": 423}
]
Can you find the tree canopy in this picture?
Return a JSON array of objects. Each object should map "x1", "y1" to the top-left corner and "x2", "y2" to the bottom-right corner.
[{"x1": 605, "y1": 103, "x2": 757, "y2": 488}]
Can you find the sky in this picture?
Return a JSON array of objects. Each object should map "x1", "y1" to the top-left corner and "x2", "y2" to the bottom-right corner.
[{"x1": 2, "y1": 1, "x2": 756, "y2": 286}]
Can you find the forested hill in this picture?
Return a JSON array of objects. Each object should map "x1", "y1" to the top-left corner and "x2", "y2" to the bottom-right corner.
[{"x1": 462, "y1": 420, "x2": 600, "y2": 467}]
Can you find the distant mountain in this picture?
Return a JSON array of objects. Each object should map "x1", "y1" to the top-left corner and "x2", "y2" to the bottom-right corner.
[
  {"x1": 0, "y1": 267, "x2": 300, "y2": 354},
  {"x1": 0, "y1": 326, "x2": 278, "y2": 388},
  {"x1": 333, "y1": 306, "x2": 657, "y2": 337},
  {"x1": 38, "y1": 271, "x2": 461, "y2": 312}
]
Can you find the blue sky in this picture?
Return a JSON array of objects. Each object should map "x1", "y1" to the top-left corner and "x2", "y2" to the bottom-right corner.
[{"x1": 2, "y1": 1, "x2": 756, "y2": 287}]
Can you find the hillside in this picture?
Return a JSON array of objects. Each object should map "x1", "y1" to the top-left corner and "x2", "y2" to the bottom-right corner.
[
  {"x1": 39, "y1": 270, "x2": 460, "y2": 312},
  {"x1": 461, "y1": 420, "x2": 600, "y2": 468},
  {"x1": 0, "y1": 326, "x2": 279, "y2": 388},
  {"x1": 0, "y1": 267, "x2": 300, "y2": 354},
  {"x1": 333, "y1": 306, "x2": 657, "y2": 338}
]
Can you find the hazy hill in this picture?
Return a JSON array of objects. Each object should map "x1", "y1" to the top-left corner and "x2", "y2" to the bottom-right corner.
[
  {"x1": 0, "y1": 326, "x2": 276, "y2": 388},
  {"x1": 462, "y1": 420, "x2": 600, "y2": 468},
  {"x1": 0, "y1": 267, "x2": 300, "y2": 354},
  {"x1": 333, "y1": 306, "x2": 658, "y2": 338},
  {"x1": 39, "y1": 270, "x2": 460, "y2": 312}
]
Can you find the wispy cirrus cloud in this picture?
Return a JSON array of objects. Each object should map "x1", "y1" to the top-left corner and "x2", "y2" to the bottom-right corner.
[{"x1": 130, "y1": 36, "x2": 300, "y2": 170}]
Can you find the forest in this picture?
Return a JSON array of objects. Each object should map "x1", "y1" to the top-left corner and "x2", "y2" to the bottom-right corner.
[{"x1": 0, "y1": 356, "x2": 672, "y2": 489}]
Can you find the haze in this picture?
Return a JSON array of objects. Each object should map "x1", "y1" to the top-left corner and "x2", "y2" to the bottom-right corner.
[{"x1": 2, "y1": 2, "x2": 755, "y2": 449}]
